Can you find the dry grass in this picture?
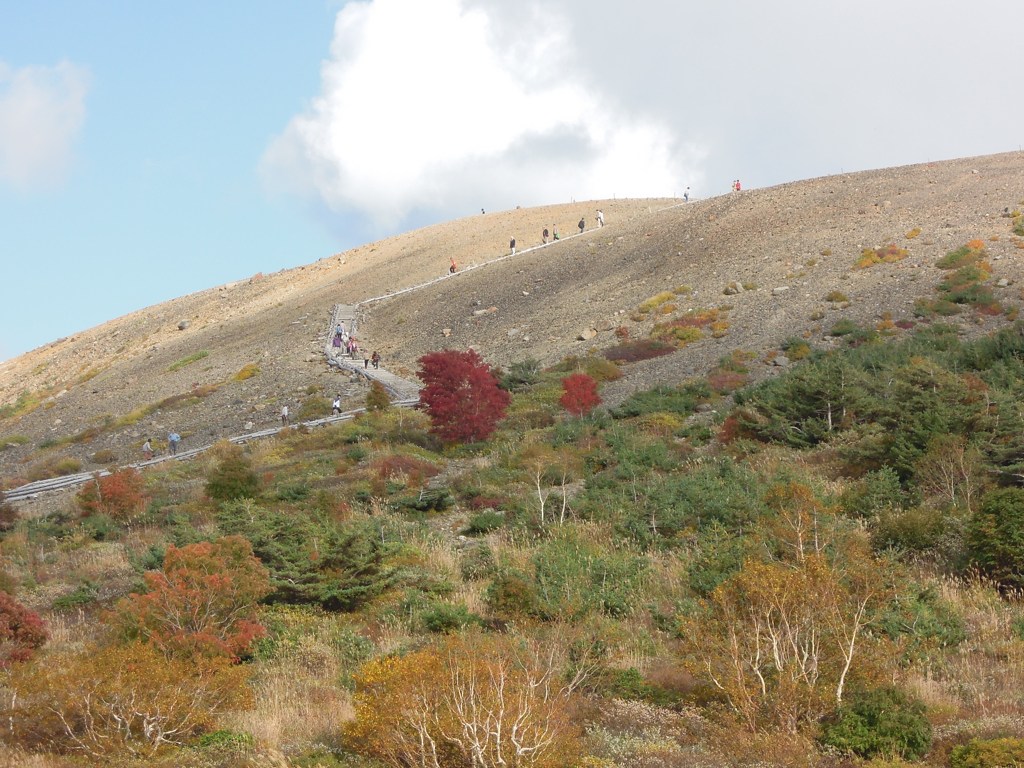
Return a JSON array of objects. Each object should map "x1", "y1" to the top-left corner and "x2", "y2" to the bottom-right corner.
[
  {"x1": 0, "y1": 748, "x2": 75, "y2": 768},
  {"x1": 225, "y1": 657, "x2": 353, "y2": 751},
  {"x1": 905, "y1": 579, "x2": 1024, "y2": 732}
]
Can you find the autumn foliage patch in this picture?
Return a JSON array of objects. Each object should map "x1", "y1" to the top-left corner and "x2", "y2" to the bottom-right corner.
[
  {"x1": 417, "y1": 349, "x2": 511, "y2": 443},
  {"x1": 111, "y1": 535, "x2": 271, "y2": 660},
  {"x1": 560, "y1": 373, "x2": 601, "y2": 416},
  {"x1": 0, "y1": 591, "x2": 47, "y2": 667},
  {"x1": 76, "y1": 467, "x2": 149, "y2": 521}
]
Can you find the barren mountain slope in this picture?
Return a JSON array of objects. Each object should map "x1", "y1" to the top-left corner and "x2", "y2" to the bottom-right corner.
[{"x1": 1, "y1": 151, "x2": 1022, "y2": 485}]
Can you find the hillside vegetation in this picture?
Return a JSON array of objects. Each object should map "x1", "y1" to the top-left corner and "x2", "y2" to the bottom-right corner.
[{"x1": 3, "y1": 152, "x2": 1024, "y2": 766}]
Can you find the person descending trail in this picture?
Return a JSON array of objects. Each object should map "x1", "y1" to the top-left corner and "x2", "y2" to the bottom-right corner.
[
  {"x1": 450, "y1": 257, "x2": 457, "y2": 274},
  {"x1": 542, "y1": 227, "x2": 549, "y2": 244},
  {"x1": 510, "y1": 236, "x2": 516, "y2": 255},
  {"x1": 578, "y1": 217, "x2": 585, "y2": 234},
  {"x1": 596, "y1": 209, "x2": 604, "y2": 227}
]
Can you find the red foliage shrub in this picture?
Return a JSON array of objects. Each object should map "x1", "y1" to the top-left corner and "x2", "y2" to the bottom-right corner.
[
  {"x1": 0, "y1": 491, "x2": 18, "y2": 532},
  {"x1": 560, "y1": 373, "x2": 601, "y2": 416},
  {"x1": 76, "y1": 467, "x2": 148, "y2": 521},
  {"x1": 111, "y1": 535, "x2": 271, "y2": 661},
  {"x1": 417, "y1": 349, "x2": 511, "y2": 443},
  {"x1": 717, "y1": 414, "x2": 745, "y2": 444},
  {"x1": 707, "y1": 370, "x2": 749, "y2": 394},
  {"x1": 0, "y1": 591, "x2": 48, "y2": 667},
  {"x1": 466, "y1": 495, "x2": 508, "y2": 511},
  {"x1": 372, "y1": 454, "x2": 441, "y2": 489}
]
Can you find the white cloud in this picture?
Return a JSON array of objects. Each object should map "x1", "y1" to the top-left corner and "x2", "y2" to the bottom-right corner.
[
  {"x1": 262, "y1": 0, "x2": 700, "y2": 231},
  {"x1": 0, "y1": 60, "x2": 90, "y2": 191}
]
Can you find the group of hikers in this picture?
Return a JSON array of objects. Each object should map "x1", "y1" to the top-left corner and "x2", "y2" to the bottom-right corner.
[
  {"x1": 141, "y1": 431, "x2": 180, "y2": 460},
  {"x1": 332, "y1": 322, "x2": 362, "y2": 357}
]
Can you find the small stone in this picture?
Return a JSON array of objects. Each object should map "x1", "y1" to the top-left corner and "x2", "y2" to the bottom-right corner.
[
  {"x1": 577, "y1": 328, "x2": 597, "y2": 341},
  {"x1": 177, "y1": 320, "x2": 190, "y2": 330},
  {"x1": 772, "y1": 286, "x2": 791, "y2": 296},
  {"x1": 442, "y1": 328, "x2": 452, "y2": 337}
]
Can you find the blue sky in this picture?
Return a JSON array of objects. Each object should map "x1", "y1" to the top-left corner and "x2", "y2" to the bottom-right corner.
[{"x1": 2, "y1": 0, "x2": 1022, "y2": 361}]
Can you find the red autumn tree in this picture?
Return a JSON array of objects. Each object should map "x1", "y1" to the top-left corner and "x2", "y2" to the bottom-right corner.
[
  {"x1": 560, "y1": 373, "x2": 601, "y2": 416},
  {"x1": 0, "y1": 591, "x2": 48, "y2": 667},
  {"x1": 111, "y1": 535, "x2": 271, "y2": 661},
  {"x1": 417, "y1": 349, "x2": 511, "y2": 443},
  {"x1": 76, "y1": 467, "x2": 149, "y2": 521}
]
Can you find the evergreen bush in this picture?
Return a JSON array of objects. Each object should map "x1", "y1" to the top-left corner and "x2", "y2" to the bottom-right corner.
[{"x1": 818, "y1": 686, "x2": 931, "y2": 760}]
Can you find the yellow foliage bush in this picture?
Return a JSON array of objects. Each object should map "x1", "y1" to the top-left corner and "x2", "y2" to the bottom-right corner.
[
  {"x1": 638, "y1": 291, "x2": 676, "y2": 314},
  {"x1": 346, "y1": 632, "x2": 586, "y2": 768},
  {"x1": 3, "y1": 642, "x2": 251, "y2": 758}
]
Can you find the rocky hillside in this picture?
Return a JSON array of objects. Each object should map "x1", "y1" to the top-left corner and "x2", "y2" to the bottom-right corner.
[{"x1": 2, "y1": 151, "x2": 1023, "y2": 486}]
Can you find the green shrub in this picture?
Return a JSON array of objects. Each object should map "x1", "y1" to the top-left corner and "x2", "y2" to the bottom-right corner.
[
  {"x1": 195, "y1": 729, "x2": 256, "y2": 751},
  {"x1": 602, "y1": 339, "x2": 675, "y2": 364},
  {"x1": 486, "y1": 571, "x2": 541, "y2": 617},
  {"x1": 167, "y1": 350, "x2": 209, "y2": 372},
  {"x1": 460, "y1": 545, "x2": 496, "y2": 581},
  {"x1": 936, "y1": 243, "x2": 985, "y2": 270},
  {"x1": 547, "y1": 354, "x2": 622, "y2": 382},
  {"x1": 217, "y1": 502, "x2": 392, "y2": 611},
  {"x1": 950, "y1": 737, "x2": 1024, "y2": 768},
  {"x1": 205, "y1": 445, "x2": 260, "y2": 501},
  {"x1": 365, "y1": 380, "x2": 391, "y2": 411},
  {"x1": 829, "y1": 319, "x2": 860, "y2": 337},
  {"x1": 966, "y1": 487, "x2": 1024, "y2": 589},
  {"x1": 52, "y1": 581, "x2": 100, "y2": 612},
  {"x1": 500, "y1": 358, "x2": 541, "y2": 391},
  {"x1": 782, "y1": 337, "x2": 813, "y2": 361},
  {"x1": 818, "y1": 686, "x2": 931, "y2": 760},
  {"x1": 597, "y1": 667, "x2": 682, "y2": 708},
  {"x1": 463, "y1": 510, "x2": 504, "y2": 535},
  {"x1": 420, "y1": 602, "x2": 482, "y2": 633},
  {"x1": 612, "y1": 382, "x2": 709, "y2": 419},
  {"x1": 298, "y1": 395, "x2": 332, "y2": 421},
  {"x1": 877, "y1": 584, "x2": 966, "y2": 662}
]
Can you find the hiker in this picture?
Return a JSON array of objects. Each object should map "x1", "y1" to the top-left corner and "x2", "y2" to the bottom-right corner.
[
  {"x1": 336, "y1": 322, "x2": 346, "y2": 336},
  {"x1": 363, "y1": 352, "x2": 370, "y2": 369},
  {"x1": 510, "y1": 236, "x2": 516, "y2": 255},
  {"x1": 168, "y1": 431, "x2": 181, "y2": 456},
  {"x1": 332, "y1": 332, "x2": 343, "y2": 348},
  {"x1": 371, "y1": 350, "x2": 381, "y2": 369},
  {"x1": 450, "y1": 257, "x2": 457, "y2": 274},
  {"x1": 281, "y1": 405, "x2": 289, "y2": 426},
  {"x1": 553, "y1": 225, "x2": 559, "y2": 240},
  {"x1": 735, "y1": 179, "x2": 742, "y2": 191},
  {"x1": 542, "y1": 227, "x2": 549, "y2": 244},
  {"x1": 142, "y1": 438, "x2": 154, "y2": 460},
  {"x1": 332, "y1": 396, "x2": 341, "y2": 415},
  {"x1": 596, "y1": 209, "x2": 604, "y2": 227},
  {"x1": 578, "y1": 217, "x2": 585, "y2": 234},
  {"x1": 683, "y1": 187, "x2": 690, "y2": 202}
]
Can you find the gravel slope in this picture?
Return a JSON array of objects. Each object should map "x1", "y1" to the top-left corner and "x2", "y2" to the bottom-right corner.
[{"x1": 1, "y1": 152, "x2": 1022, "y2": 485}]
